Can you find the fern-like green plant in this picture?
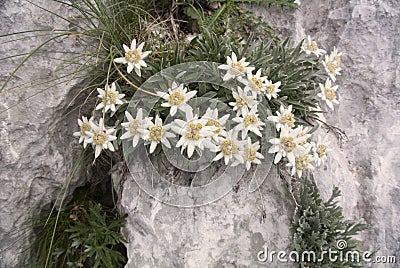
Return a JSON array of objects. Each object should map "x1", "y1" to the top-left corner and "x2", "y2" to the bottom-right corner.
[
  {"x1": 290, "y1": 179, "x2": 369, "y2": 268},
  {"x1": 30, "y1": 201, "x2": 127, "y2": 268}
]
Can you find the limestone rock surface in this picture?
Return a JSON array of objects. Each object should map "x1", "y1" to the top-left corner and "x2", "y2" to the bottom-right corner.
[{"x1": 0, "y1": 1, "x2": 85, "y2": 266}]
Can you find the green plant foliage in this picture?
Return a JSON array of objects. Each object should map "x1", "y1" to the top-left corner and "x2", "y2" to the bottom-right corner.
[
  {"x1": 176, "y1": 0, "x2": 298, "y2": 37},
  {"x1": 30, "y1": 201, "x2": 127, "y2": 268},
  {"x1": 290, "y1": 179, "x2": 369, "y2": 268}
]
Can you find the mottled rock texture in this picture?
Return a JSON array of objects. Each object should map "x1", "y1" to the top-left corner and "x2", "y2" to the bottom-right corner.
[
  {"x1": 1, "y1": 0, "x2": 399, "y2": 267},
  {"x1": 117, "y1": 0, "x2": 400, "y2": 267},
  {"x1": 0, "y1": 1, "x2": 85, "y2": 266}
]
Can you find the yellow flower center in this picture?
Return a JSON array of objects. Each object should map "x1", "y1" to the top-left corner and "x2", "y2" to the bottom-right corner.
[
  {"x1": 317, "y1": 144, "x2": 327, "y2": 157},
  {"x1": 235, "y1": 97, "x2": 249, "y2": 108},
  {"x1": 267, "y1": 84, "x2": 276, "y2": 93},
  {"x1": 308, "y1": 41, "x2": 318, "y2": 51},
  {"x1": 221, "y1": 140, "x2": 238, "y2": 156},
  {"x1": 325, "y1": 88, "x2": 336, "y2": 101},
  {"x1": 244, "y1": 148, "x2": 257, "y2": 161},
  {"x1": 244, "y1": 114, "x2": 258, "y2": 127},
  {"x1": 281, "y1": 136, "x2": 296, "y2": 152},
  {"x1": 93, "y1": 131, "x2": 107, "y2": 146},
  {"x1": 334, "y1": 56, "x2": 341, "y2": 67},
  {"x1": 168, "y1": 92, "x2": 185, "y2": 106},
  {"x1": 281, "y1": 113, "x2": 295, "y2": 127},
  {"x1": 185, "y1": 123, "x2": 202, "y2": 140},
  {"x1": 129, "y1": 119, "x2": 140, "y2": 134},
  {"x1": 150, "y1": 126, "x2": 163, "y2": 142},
  {"x1": 79, "y1": 123, "x2": 90, "y2": 136},
  {"x1": 230, "y1": 61, "x2": 244, "y2": 75},
  {"x1": 125, "y1": 49, "x2": 141, "y2": 63},
  {"x1": 251, "y1": 77, "x2": 263, "y2": 89},
  {"x1": 102, "y1": 90, "x2": 116, "y2": 105},
  {"x1": 326, "y1": 61, "x2": 337, "y2": 73},
  {"x1": 297, "y1": 132, "x2": 308, "y2": 145},
  {"x1": 295, "y1": 154, "x2": 310, "y2": 170},
  {"x1": 206, "y1": 120, "x2": 221, "y2": 134}
]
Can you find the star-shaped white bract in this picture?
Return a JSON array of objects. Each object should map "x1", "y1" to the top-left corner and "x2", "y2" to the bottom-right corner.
[
  {"x1": 291, "y1": 125, "x2": 312, "y2": 148},
  {"x1": 171, "y1": 110, "x2": 216, "y2": 158},
  {"x1": 264, "y1": 79, "x2": 281, "y2": 100},
  {"x1": 323, "y1": 54, "x2": 342, "y2": 82},
  {"x1": 317, "y1": 78, "x2": 339, "y2": 110},
  {"x1": 201, "y1": 107, "x2": 230, "y2": 140},
  {"x1": 303, "y1": 35, "x2": 326, "y2": 57},
  {"x1": 157, "y1": 82, "x2": 197, "y2": 116},
  {"x1": 243, "y1": 69, "x2": 268, "y2": 97},
  {"x1": 95, "y1": 82, "x2": 125, "y2": 113},
  {"x1": 86, "y1": 118, "x2": 117, "y2": 159},
  {"x1": 233, "y1": 109, "x2": 265, "y2": 139},
  {"x1": 239, "y1": 137, "x2": 264, "y2": 170},
  {"x1": 268, "y1": 125, "x2": 307, "y2": 165},
  {"x1": 218, "y1": 52, "x2": 255, "y2": 81},
  {"x1": 120, "y1": 109, "x2": 150, "y2": 148},
  {"x1": 73, "y1": 116, "x2": 93, "y2": 148},
  {"x1": 142, "y1": 115, "x2": 175, "y2": 154},
  {"x1": 114, "y1": 39, "x2": 151, "y2": 77},
  {"x1": 267, "y1": 105, "x2": 295, "y2": 131},
  {"x1": 212, "y1": 129, "x2": 244, "y2": 166},
  {"x1": 229, "y1": 86, "x2": 258, "y2": 116},
  {"x1": 330, "y1": 47, "x2": 343, "y2": 69},
  {"x1": 311, "y1": 135, "x2": 331, "y2": 167},
  {"x1": 286, "y1": 144, "x2": 314, "y2": 178}
]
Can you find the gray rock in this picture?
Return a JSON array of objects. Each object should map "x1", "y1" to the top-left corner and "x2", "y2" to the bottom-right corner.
[
  {"x1": 1, "y1": 0, "x2": 399, "y2": 267},
  {"x1": 0, "y1": 0, "x2": 86, "y2": 266}
]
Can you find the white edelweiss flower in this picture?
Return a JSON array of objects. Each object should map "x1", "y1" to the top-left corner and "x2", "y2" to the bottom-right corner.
[
  {"x1": 114, "y1": 39, "x2": 151, "y2": 77},
  {"x1": 233, "y1": 109, "x2": 265, "y2": 139},
  {"x1": 202, "y1": 107, "x2": 230, "y2": 140},
  {"x1": 311, "y1": 135, "x2": 331, "y2": 167},
  {"x1": 120, "y1": 109, "x2": 151, "y2": 148},
  {"x1": 317, "y1": 78, "x2": 339, "y2": 110},
  {"x1": 286, "y1": 144, "x2": 314, "y2": 178},
  {"x1": 86, "y1": 118, "x2": 117, "y2": 159},
  {"x1": 243, "y1": 69, "x2": 268, "y2": 97},
  {"x1": 268, "y1": 125, "x2": 307, "y2": 165},
  {"x1": 238, "y1": 137, "x2": 264, "y2": 170},
  {"x1": 95, "y1": 82, "x2": 125, "y2": 113},
  {"x1": 329, "y1": 47, "x2": 343, "y2": 69},
  {"x1": 218, "y1": 52, "x2": 255, "y2": 81},
  {"x1": 171, "y1": 110, "x2": 216, "y2": 158},
  {"x1": 264, "y1": 79, "x2": 281, "y2": 100},
  {"x1": 267, "y1": 105, "x2": 296, "y2": 131},
  {"x1": 291, "y1": 125, "x2": 312, "y2": 148},
  {"x1": 73, "y1": 116, "x2": 93, "y2": 148},
  {"x1": 323, "y1": 54, "x2": 342, "y2": 82},
  {"x1": 228, "y1": 86, "x2": 258, "y2": 116},
  {"x1": 303, "y1": 35, "x2": 326, "y2": 57},
  {"x1": 157, "y1": 82, "x2": 197, "y2": 116},
  {"x1": 142, "y1": 115, "x2": 175, "y2": 154},
  {"x1": 212, "y1": 129, "x2": 244, "y2": 166}
]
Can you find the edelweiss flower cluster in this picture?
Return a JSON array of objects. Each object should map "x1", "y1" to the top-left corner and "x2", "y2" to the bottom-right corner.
[
  {"x1": 265, "y1": 38, "x2": 344, "y2": 177},
  {"x1": 267, "y1": 105, "x2": 332, "y2": 178},
  {"x1": 73, "y1": 39, "x2": 152, "y2": 159},
  {"x1": 72, "y1": 36, "x2": 343, "y2": 178},
  {"x1": 117, "y1": 51, "x2": 284, "y2": 170},
  {"x1": 303, "y1": 36, "x2": 342, "y2": 110},
  {"x1": 123, "y1": 83, "x2": 265, "y2": 170}
]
